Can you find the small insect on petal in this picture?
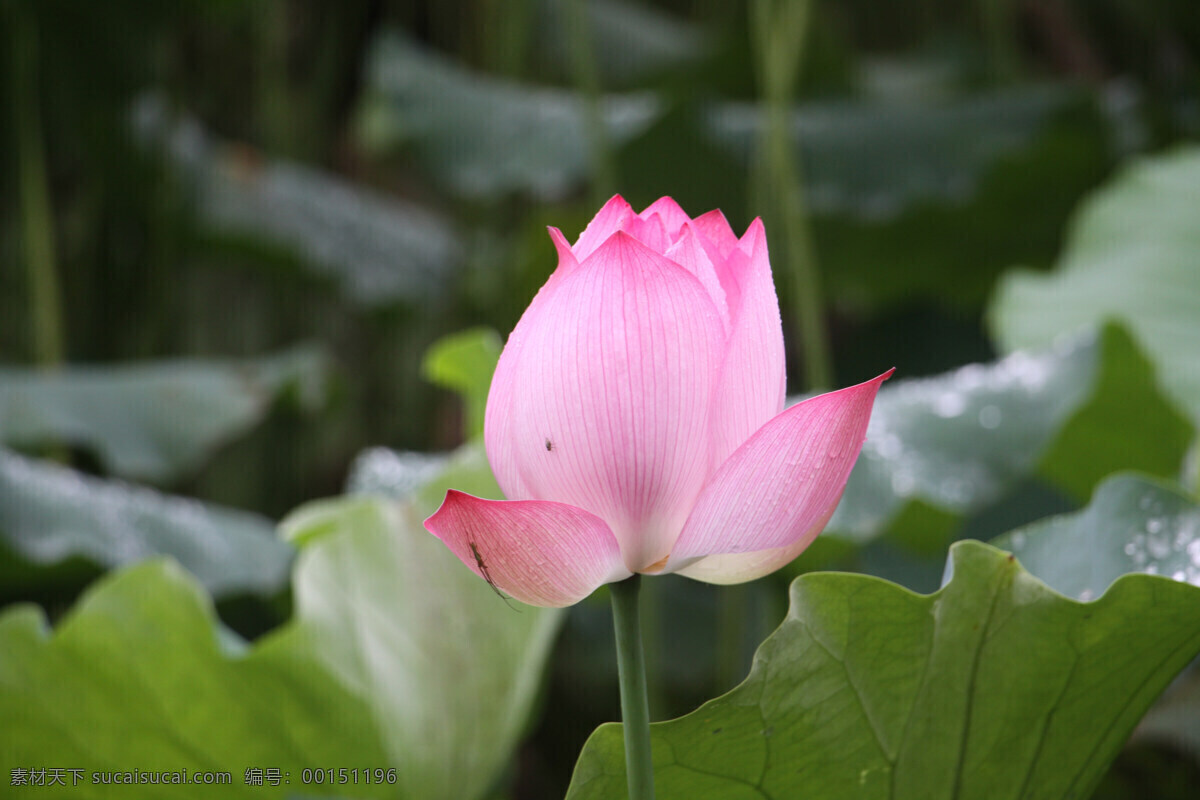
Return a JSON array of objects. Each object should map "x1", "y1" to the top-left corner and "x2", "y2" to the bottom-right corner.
[
  {"x1": 545, "y1": 438, "x2": 554, "y2": 452},
  {"x1": 469, "y1": 540, "x2": 520, "y2": 611}
]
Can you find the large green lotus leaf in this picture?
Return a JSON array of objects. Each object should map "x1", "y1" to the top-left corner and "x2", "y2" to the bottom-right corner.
[
  {"x1": 566, "y1": 540, "x2": 1200, "y2": 799},
  {"x1": 990, "y1": 473, "x2": 1200, "y2": 777},
  {"x1": 0, "y1": 448, "x2": 292, "y2": 597},
  {"x1": 1133, "y1": 662, "x2": 1200, "y2": 760},
  {"x1": 355, "y1": 30, "x2": 1078, "y2": 217},
  {"x1": 826, "y1": 336, "x2": 1091, "y2": 542},
  {"x1": 826, "y1": 323, "x2": 1191, "y2": 545},
  {"x1": 350, "y1": 443, "x2": 503, "y2": 518},
  {"x1": 708, "y1": 83, "x2": 1075, "y2": 219},
  {"x1": 0, "y1": 345, "x2": 328, "y2": 482},
  {"x1": 275, "y1": 499, "x2": 561, "y2": 795},
  {"x1": 814, "y1": 102, "x2": 1111, "y2": 314},
  {"x1": 347, "y1": 446, "x2": 452, "y2": 504},
  {"x1": 1031, "y1": 328, "x2": 1192, "y2": 501},
  {"x1": 991, "y1": 473, "x2": 1200, "y2": 602},
  {"x1": 133, "y1": 97, "x2": 461, "y2": 308},
  {"x1": 0, "y1": 496, "x2": 561, "y2": 799},
  {"x1": 532, "y1": 0, "x2": 705, "y2": 87},
  {"x1": 988, "y1": 473, "x2": 1200, "y2": 769},
  {"x1": 989, "y1": 146, "x2": 1200, "y2": 427},
  {"x1": 356, "y1": 31, "x2": 661, "y2": 200}
]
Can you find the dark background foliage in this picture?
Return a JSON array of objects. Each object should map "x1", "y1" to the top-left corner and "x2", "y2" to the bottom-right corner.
[{"x1": 2, "y1": 1, "x2": 1198, "y2": 797}]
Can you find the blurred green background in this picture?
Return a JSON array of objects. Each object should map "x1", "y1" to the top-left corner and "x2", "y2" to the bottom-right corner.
[{"x1": 2, "y1": 0, "x2": 1199, "y2": 797}]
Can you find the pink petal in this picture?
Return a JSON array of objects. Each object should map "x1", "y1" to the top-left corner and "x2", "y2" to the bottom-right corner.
[
  {"x1": 548, "y1": 226, "x2": 580, "y2": 276},
  {"x1": 484, "y1": 231, "x2": 578, "y2": 500},
  {"x1": 705, "y1": 217, "x2": 786, "y2": 470},
  {"x1": 573, "y1": 195, "x2": 635, "y2": 261},
  {"x1": 691, "y1": 208, "x2": 739, "y2": 258},
  {"x1": 425, "y1": 491, "x2": 629, "y2": 607},
  {"x1": 668, "y1": 370, "x2": 895, "y2": 573},
  {"x1": 735, "y1": 215, "x2": 766, "y2": 257},
  {"x1": 505, "y1": 231, "x2": 726, "y2": 572},
  {"x1": 664, "y1": 223, "x2": 729, "y2": 332},
  {"x1": 672, "y1": 506, "x2": 837, "y2": 584},
  {"x1": 625, "y1": 212, "x2": 669, "y2": 253},
  {"x1": 639, "y1": 197, "x2": 693, "y2": 241}
]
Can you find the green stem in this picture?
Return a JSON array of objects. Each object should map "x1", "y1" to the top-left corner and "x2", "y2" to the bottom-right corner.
[
  {"x1": 258, "y1": 0, "x2": 296, "y2": 157},
  {"x1": 8, "y1": 4, "x2": 65, "y2": 367},
  {"x1": 980, "y1": 0, "x2": 1020, "y2": 83},
  {"x1": 610, "y1": 575, "x2": 655, "y2": 800},
  {"x1": 1191, "y1": 436, "x2": 1200, "y2": 500},
  {"x1": 482, "y1": 0, "x2": 533, "y2": 78},
  {"x1": 770, "y1": 104, "x2": 830, "y2": 391},
  {"x1": 564, "y1": 0, "x2": 618, "y2": 205},
  {"x1": 639, "y1": 572, "x2": 666, "y2": 720},
  {"x1": 750, "y1": 0, "x2": 833, "y2": 392},
  {"x1": 716, "y1": 582, "x2": 749, "y2": 692}
]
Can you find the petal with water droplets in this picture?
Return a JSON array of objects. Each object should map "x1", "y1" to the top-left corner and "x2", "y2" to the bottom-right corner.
[{"x1": 668, "y1": 370, "x2": 894, "y2": 576}]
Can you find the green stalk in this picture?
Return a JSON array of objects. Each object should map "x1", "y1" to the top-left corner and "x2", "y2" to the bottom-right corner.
[
  {"x1": 750, "y1": 0, "x2": 832, "y2": 392},
  {"x1": 768, "y1": 101, "x2": 830, "y2": 391},
  {"x1": 258, "y1": 0, "x2": 296, "y2": 157},
  {"x1": 564, "y1": 0, "x2": 618, "y2": 206},
  {"x1": 980, "y1": 0, "x2": 1020, "y2": 83},
  {"x1": 715, "y1": 582, "x2": 749, "y2": 691},
  {"x1": 482, "y1": 0, "x2": 533, "y2": 78},
  {"x1": 610, "y1": 575, "x2": 655, "y2": 800},
  {"x1": 639, "y1": 571, "x2": 666, "y2": 720},
  {"x1": 1191, "y1": 438, "x2": 1200, "y2": 500},
  {"x1": 8, "y1": 4, "x2": 65, "y2": 367}
]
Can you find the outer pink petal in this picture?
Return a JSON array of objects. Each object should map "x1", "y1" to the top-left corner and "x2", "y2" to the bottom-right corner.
[
  {"x1": 508, "y1": 232, "x2": 725, "y2": 572},
  {"x1": 573, "y1": 195, "x2": 635, "y2": 261},
  {"x1": 691, "y1": 208, "x2": 739, "y2": 258},
  {"x1": 485, "y1": 231, "x2": 577, "y2": 500},
  {"x1": 640, "y1": 197, "x2": 692, "y2": 241},
  {"x1": 425, "y1": 491, "x2": 630, "y2": 607},
  {"x1": 672, "y1": 506, "x2": 837, "y2": 584},
  {"x1": 705, "y1": 218, "x2": 786, "y2": 470},
  {"x1": 668, "y1": 369, "x2": 895, "y2": 572}
]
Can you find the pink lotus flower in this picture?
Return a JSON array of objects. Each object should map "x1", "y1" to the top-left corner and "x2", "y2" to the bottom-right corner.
[{"x1": 426, "y1": 196, "x2": 891, "y2": 607}]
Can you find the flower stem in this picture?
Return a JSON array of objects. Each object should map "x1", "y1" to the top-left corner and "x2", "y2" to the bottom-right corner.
[
  {"x1": 716, "y1": 582, "x2": 749, "y2": 692},
  {"x1": 750, "y1": 0, "x2": 833, "y2": 392},
  {"x1": 610, "y1": 575, "x2": 655, "y2": 800},
  {"x1": 639, "y1": 572, "x2": 666, "y2": 720},
  {"x1": 8, "y1": 4, "x2": 65, "y2": 368},
  {"x1": 1190, "y1": 436, "x2": 1200, "y2": 501},
  {"x1": 564, "y1": 0, "x2": 618, "y2": 207},
  {"x1": 258, "y1": 0, "x2": 296, "y2": 157},
  {"x1": 979, "y1": 0, "x2": 1020, "y2": 83}
]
